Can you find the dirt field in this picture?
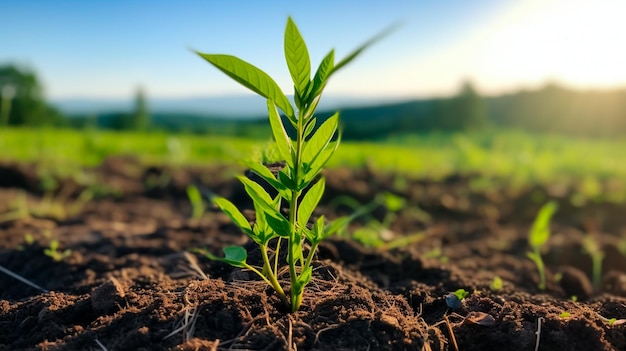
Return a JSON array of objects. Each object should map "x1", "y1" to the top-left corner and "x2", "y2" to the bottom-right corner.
[{"x1": 1, "y1": 157, "x2": 626, "y2": 350}]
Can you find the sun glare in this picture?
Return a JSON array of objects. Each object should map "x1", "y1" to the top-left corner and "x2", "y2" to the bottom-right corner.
[{"x1": 475, "y1": 0, "x2": 626, "y2": 91}]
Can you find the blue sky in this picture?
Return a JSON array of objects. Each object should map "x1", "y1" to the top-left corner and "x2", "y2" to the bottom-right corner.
[{"x1": 2, "y1": 0, "x2": 625, "y2": 100}]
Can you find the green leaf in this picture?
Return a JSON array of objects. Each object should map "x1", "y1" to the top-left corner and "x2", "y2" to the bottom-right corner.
[
  {"x1": 332, "y1": 23, "x2": 398, "y2": 75},
  {"x1": 224, "y1": 246, "x2": 247, "y2": 264},
  {"x1": 383, "y1": 192, "x2": 405, "y2": 212},
  {"x1": 529, "y1": 201, "x2": 558, "y2": 248},
  {"x1": 297, "y1": 266, "x2": 312, "y2": 289},
  {"x1": 323, "y1": 215, "x2": 352, "y2": 239},
  {"x1": 304, "y1": 132, "x2": 341, "y2": 184},
  {"x1": 245, "y1": 161, "x2": 289, "y2": 199},
  {"x1": 304, "y1": 23, "x2": 396, "y2": 104},
  {"x1": 303, "y1": 117, "x2": 317, "y2": 139},
  {"x1": 306, "y1": 215, "x2": 348, "y2": 244},
  {"x1": 214, "y1": 197, "x2": 252, "y2": 231},
  {"x1": 290, "y1": 233, "x2": 304, "y2": 262},
  {"x1": 265, "y1": 212, "x2": 292, "y2": 237},
  {"x1": 237, "y1": 176, "x2": 280, "y2": 217},
  {"x1": 526, "y1": 251, "x2": 542, "y2": 265},
  {"x1": 199, "y1": 246, "x2": 248, "y2": 268},
  {"x1": 302, "y1": 112, "x2": 339, "y2": 166},
  {"x1": 307, "y1": 50, "x2": 335, "y2": 101},
  {"x1": 297, "y1": 177, "x2": 325, "y2": 229},
  {"x1": 453, "y1": 288, "x2": 469, "y2": 300},
  {"x1": 196, "y1": 52, "x2": 294, "y2": 118},
  {"x1": 251, "y1": 201, "x2": 279, "y2": 245},
  {"x1": 267, "y1": 100, "x2": 294, "y2": 166},
  {"x1": 284, "y1": 17, "x2": 310, "y2": 95},
  {"x1": 278, "y1": 170, "x2": 298, "y2": 191}
]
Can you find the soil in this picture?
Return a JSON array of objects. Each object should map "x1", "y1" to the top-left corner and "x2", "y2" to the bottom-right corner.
[{"x1": 1, "y1": 157, "x2": 626, "y2": 350}]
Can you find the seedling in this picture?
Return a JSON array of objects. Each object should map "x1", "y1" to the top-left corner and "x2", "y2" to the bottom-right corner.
[
  {"x1": 186, "y1": 185, "x2": 206, "y2": 219},
  {"x1": 582, "y1": 235, "x2": 604, "y2": 291},
  {"x1": 445, "y1": 288, "x2": 469, "y2": 309},
  {"x1": 44, "y1": 239, "x2": 71, "y2": 262},
  {"x1": 331, "y1": 192, "x2": 426, "y2": 250},
  {"x1": 526, "y1": 201, "x2": 558, "y2": 290},
  {"x1": 192, "y1": 17, "x2": 392, "y2": 312},
  {"x1": 607, "y1": 318, "x2": 626, "y2": 326},
  {"x1": 423, "y1": 246, "x2": 449, "y2": 263},
  {"x1": 490, "y1": 276, "x2": 503, "y2": 291}
]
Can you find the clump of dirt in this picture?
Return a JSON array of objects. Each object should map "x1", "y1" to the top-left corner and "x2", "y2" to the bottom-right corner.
[{"x1": 1, "y1": 158, "x2": 625, "y2": 350}]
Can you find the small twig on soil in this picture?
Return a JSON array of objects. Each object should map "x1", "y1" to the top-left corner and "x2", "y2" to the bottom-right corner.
[
  {"x1": 314, "y1": 324, "x2": 344, "y2": 345},
  {"x1": 535, "y1": 317, "x2": 545, "y2": 351},
  {"x1": 183, "y1": 252, "x2": 209, "y2": 280},
  {"x1": 443, "y1": 314, "x2": 460, "y2": 351},
  {"x1": 94, "y1": 338, "x2": 109, "y2": 351},
  {"x1": 163, "y1": 295, "x2": 199, "y2": 342},
  {"x1": 0, "y1": 264, "x2": 48, "y2": 293},
  {"x1": 287, "y1": 316, "x2": 294, "y2": 351}
]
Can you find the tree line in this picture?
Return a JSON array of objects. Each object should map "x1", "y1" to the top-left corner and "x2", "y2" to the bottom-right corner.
[
  {"x1": 0, "y1": 64, "x2": 149, "y2": 130},
  {"x1": 2, "y1": 64, "x2": 625, "y2": 139}
]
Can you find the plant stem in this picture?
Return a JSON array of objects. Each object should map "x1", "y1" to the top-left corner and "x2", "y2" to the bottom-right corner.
[
  {"x1": 535, "y1": 248, "x2": 546, "y2": 290},
  {"x1": 260, "y1": 244, "x2": 288, "y2": 305},
  {"x1": 244, "y1": 260, "x2": 289, "y2": 307},
  {"x1": 302, "y1": 242, "x2": 319, "y2": 275},
  {"x1": 273, "y1": 237, "x2": 282, "y2": 277},
  {"x1": 287, "y1": 111, "x2": 306, "y2": 312}
]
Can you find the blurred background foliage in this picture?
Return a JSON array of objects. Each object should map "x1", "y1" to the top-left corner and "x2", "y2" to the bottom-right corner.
[{"x1": 1, "y1": 63, "x2": 625, "y2": 140}]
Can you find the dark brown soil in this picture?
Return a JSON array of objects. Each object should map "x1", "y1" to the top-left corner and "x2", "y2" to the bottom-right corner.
[{"x1": 1, "y1": 157, "x2": 626, "y2": 350}]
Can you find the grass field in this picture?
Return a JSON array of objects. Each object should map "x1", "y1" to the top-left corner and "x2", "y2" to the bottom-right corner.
[{"x1": 1, "y1": 127, "x2": 625, "y2": 200}]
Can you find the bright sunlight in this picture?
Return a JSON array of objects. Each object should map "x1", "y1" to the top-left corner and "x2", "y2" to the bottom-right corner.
[{"x1": 475, "y1": 0, "x2": 626, "y2": 91}]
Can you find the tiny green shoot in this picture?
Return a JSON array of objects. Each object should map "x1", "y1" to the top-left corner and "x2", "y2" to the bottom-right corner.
[
  {"x1": 44, "y1": 239, "x2": 71, "y2": 262},
  {"x1": 445, "y1": 288, "x2": 469, "y2": 309},
  {"x1": 582, "y1": 235, "x2": 604, "y2": 291},
  {"x1": 331, "y1": 192, "x2": 425, "y2": 250},
  {"x1": 596, "y1": 313, "x2": 626, "y2": 326},
  {"x1": 526, "y1": 201, "x2": 558, "y2": 290},
  {"x1": 186, "y1": 185, "x2": 206, "y2": 219},
  {"x1": 192, "y1": 17, "x2": 392, "y2": 312},
  {"x1": 490, "y1": 276, "x2": 503, "y2": 291},
  {"x1": 454, "y1": 288, "x2": 470, "y2": 300}
]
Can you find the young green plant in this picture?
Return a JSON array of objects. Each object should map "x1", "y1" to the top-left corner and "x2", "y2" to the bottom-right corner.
[
  {"x1": 527, "y1": 201, "x2": 558, "y2": 290},
  {"x1": 193, "y1": 17, "x2": 391, "y2": 312},
  {"x1": 44, "y1": 239, "x2": 72, "y2": 262},
  {"x1": 582, "y1": 235, "x2": 604, "y2": 291},
  {"x1": 186, "y1": 185, "x2": 206, "y2": 219},
  {"x1": 331, "y1": 192, "x2": 425, "y2": 250}
]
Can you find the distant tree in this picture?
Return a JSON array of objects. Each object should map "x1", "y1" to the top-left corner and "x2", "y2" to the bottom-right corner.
[
  {"x1": 434, "y1": 81, "x2": 487, "y2": 131},
  {"x1": 454, "y1": 81, "x2": 487, "y2": 130},
  {"x1": 0, "y1": 64, "x2": 65, "y2": 126},
  {"x1": 130, "y1": 86, "x2": 150, "y2": 130}
]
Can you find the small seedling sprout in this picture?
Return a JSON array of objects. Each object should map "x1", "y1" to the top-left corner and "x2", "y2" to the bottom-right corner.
[
  {"x1": 490, "y1": 276, "x2": 503, "y2": 291},
  {"x1": 445, "y1": 288, "x2": 469, "y2": 309},
  {"x1": 186, "y1": 185, "x2": 206, "y2": 219},
  {"x1": 332, "y1": 192, "x2": 425, "y2": 249},
  {"x1": 582, "y1": 235, "x2": 604, "y2": 291},
  {"x1": 526, "y1": 201, "x2": 558, "y2": 290},
  {"x1": 44, "y1": 239, "x2": 71, "y2": 262},
  {"x1": 192, "y1": 17, "x2": 393, "y2": 312}
]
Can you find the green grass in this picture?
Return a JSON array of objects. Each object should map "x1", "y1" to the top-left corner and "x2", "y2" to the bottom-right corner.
[{"x1": 2, "y1": 127, "x2": 625, "y2": 200}]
